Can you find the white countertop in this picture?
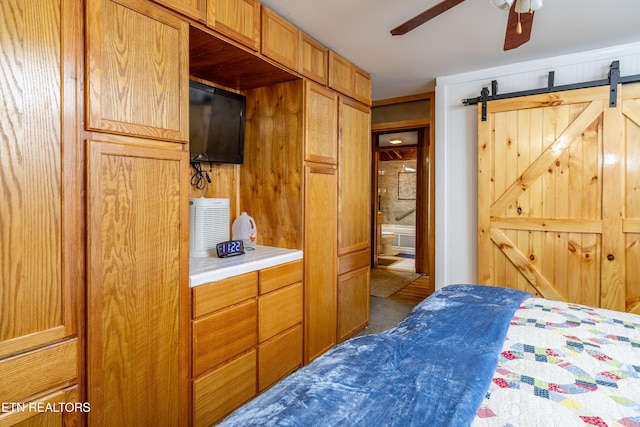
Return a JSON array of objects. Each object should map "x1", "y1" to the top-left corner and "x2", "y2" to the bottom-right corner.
[{"x1": 189, "y1": 245, "x2": 303, "y2": 287}]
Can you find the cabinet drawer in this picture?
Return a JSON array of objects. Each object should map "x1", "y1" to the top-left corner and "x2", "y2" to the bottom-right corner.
[
  {"x1": 193, "y1": 299, "x2": 257, "y2": 376},
  {"x1": 194, "y1": 350, "x2": 256, "y2": 427},
  {"x1": 258, "y1": 324, "x2": 302, "y2": 391},
  {"x1": 258, "y1": 283, "x2": 302, "y2": 342},
  {"x1": 193, "y1": 272, "x2": 257, "y2": 318},
  {"x1": 259, "y1": 260, "x2": 303, "y2": 295}
]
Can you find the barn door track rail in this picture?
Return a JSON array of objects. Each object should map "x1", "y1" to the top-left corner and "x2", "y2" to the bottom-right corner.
[{"x1": 463, "y1": 61, "x2": 640, "y2": 121}]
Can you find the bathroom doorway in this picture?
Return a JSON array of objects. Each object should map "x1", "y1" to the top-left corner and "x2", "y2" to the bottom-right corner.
[{"x1": 370, "y1": 93, "x2": 435, "y2": 289}]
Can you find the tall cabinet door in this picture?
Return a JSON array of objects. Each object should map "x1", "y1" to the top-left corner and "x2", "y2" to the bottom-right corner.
[
  {"x1": 87, "y1": 140, "x2": 190, "y2": 425},
  {"x1": 0, "y1": 0, "x2": 81, "y2": 418},
  {"x1": 86, "y1": 0, "x2": 189, "y2": 142},
  {"x1": 304, "y1": 166, "x2": 337, "y2": 363},
  {"x1": 337, "y1": 98, "x2": 371, "y2": 342}
]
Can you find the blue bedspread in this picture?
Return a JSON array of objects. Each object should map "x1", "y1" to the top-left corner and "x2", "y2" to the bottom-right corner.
[{"x1": 219, "y1": 285, "x2": 530, "y2": 427}]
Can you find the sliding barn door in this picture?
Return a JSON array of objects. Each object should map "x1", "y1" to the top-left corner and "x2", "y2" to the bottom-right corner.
[{"x1": 478, "y1": 84, "x2": 640, "y2": 313}]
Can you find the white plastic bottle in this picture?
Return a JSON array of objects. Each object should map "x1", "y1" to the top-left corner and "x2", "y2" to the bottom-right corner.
[{"x1": 232, "y1": 212, "x2": 257, "y2": 249}]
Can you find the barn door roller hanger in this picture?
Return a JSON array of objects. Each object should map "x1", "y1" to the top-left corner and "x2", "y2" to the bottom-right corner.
[{"x1": 463, "y1": 60, "x2": 640, "y2": 121}]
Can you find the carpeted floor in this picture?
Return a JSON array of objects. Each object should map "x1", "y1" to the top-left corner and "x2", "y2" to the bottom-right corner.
[
  {"x1": 370, "y1": 268, "x2": 422, "y2": 298},
  {"x1": 357, "y1": 296, "x2": 415, "y2": 336}
]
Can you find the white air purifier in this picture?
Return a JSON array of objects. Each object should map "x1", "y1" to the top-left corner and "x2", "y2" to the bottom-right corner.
[{"x1": 189, "y1": 198, "x2": 230, "y2": 257}]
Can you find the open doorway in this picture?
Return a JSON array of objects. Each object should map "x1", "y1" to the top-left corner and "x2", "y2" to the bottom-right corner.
[{"x1": 370, "y1": 93, "x2": 434, "y2": 290}]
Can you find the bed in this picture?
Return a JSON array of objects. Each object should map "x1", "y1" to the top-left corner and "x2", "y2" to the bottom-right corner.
[{"x1": 219, "y1": 285, "x2": 640, "y2": 426}]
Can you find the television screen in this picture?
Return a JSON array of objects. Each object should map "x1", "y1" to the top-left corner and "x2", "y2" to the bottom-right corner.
[{"x1": 189, "y1": 80, "x2": 246, "y2": 164}]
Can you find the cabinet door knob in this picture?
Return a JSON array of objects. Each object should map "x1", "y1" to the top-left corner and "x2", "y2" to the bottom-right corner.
[{"x1": 607, "y1": 254, "x2": 615, "y2": 261}]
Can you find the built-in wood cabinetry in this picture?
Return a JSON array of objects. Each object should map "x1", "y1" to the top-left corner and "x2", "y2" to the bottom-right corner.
[
  {"x1": 0, "y1": 0, "x2": 82, "y2": 424},
  {"x1": 301, "y1": 33, "x2": 329, "y2": 85},
  {"x1": 86, "y1": 0, "x2": 189, "y2": 142},
  {"x1": 329, "y1": 51, "x2": 372, "y2": 105},
  {"x1": 337, "y1": 98, "x2": 372, "y2": 341},
  {"x1": 304, "y1": 81, "x2": 339, "y2": 164},
  {"x1": 192, "y1": 261, "x2": 303, "y2": 425},
  {"x1": 207, "y1": 0, "x2": 260, "y2": 50},
  {"x1": 152, "y1": 0, "x2": 206, "y2": 21},
  {"x1": 261, "y1": 5, "x2": 299, "y2": 72},
  {"x1": 85, "y1": 0, "x2": 191, "y2": 425}
]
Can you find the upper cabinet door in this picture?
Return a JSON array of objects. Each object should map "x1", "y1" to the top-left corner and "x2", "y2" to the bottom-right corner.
[
  {"x1": 86, "y1": 0, "x2": 189, "y2": 142},
  {"x1": 300, "y1": 33, "x2": 328, "y2": 86},
  {"x1": 304, "y1": 81, "x2": 338, "y2": 165},
  {"x1": 207, "y1": 0, "x2": 260, "y2": 51},
  {"x1": 261, "y1": 6, "x2": 299, "y2": 72},
  {"x1": 151, "y1": 0, "x2": 206, "y2": 22}
]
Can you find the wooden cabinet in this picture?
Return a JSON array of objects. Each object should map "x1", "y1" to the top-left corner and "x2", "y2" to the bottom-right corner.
[
  {"x1": 329, "y1": 51, "x2": 372, "y2": 105},
  {"x1": 207, "y1": 0, "x2": 260, "y2": 50},
  {"x1": 152, "y1": 0, "x2": 206, "y2": 21},
  {"x1": 192, "y1": 261, "x2": 303, "y2": 424},
  {"x1": 301, "y1": 33, "x2": 329, "y2": 85},
  {"x1": 87, "y1": 139, "x2": 190, "y2": 426},
  {"x1": 261, "y1": 5, "x2": 299, "y2": 72},
  {"x1": 0, "y1": 0, "x2": 82, "y2": 419},
  {"x1": 86, "y1": 0, "x2": 189, "y2": 142},
  {"x1": 304, "y1": 81, "x2": 338, "y2": 164},
  {"x1": 304, "y1": 166, "x2": 338, "y2": 362},
  {"x1": 337, "y1": 97, "x2": 371, "y2": 341}
]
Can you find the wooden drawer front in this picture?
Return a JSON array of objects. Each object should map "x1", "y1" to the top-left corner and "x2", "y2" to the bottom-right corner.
[
  {"x1": 0, "y1": 339, "x2": 77, "y2": 404},
  {"x1": 193, "y1": 299, "x2": 257, "y2": 376},
  {"x1": 0, "y1": 386, "x2": 80, "y2": 426},
  {"x1": 259, "y1": 260, "x2": 303, "y2": 295},
  {"x1": 194, "y1": 350, "x2": 256, "y2": 427},
  {"x1": 258, "y1": 324, "x2": 302, "y2": 391},
  {"x1": 338, "y1": 249, "x2": 370, "y2": 276},
  {"x1": 193, "y1": 272, "x2": 257, "y2": 318},
  {"x1": 258, "y1": 283, "x2": 302, "y2": 342}
]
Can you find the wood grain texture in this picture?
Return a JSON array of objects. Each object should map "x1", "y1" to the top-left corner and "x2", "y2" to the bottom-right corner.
[
  {"x1": 152, "y1": 0, "x2": 205, "y2": 21},
  {"x1": 192, "y1": 272, "x2": 257, "y2": 317},
  {"x1": 87, "y1": 0, "x2": 189, "y2": 141},
  {"x1": 304, "y1": 81, "x2": 338, "y2": 165},
  {"x1": 0, "y1": 0, "x2": 81, "y2": 362},
  {"x1": 207, "y1": 0, "x2": 260, "y2": 50},
  {"x1": 87, "y1": 140, "x2": 189, "y2": 426},
  {"x1": 258, "y1": 283, "x2": 302, "y2": 342},
  {"x1": 328, "y1": 51, "x2": 354, "y2": 98},
  {"x1": 259, "y1": 260, "x2": 303, "y2": 295},
  {"x1": 258, "y1": 324, "x2": 302, "y2": 391},
  {"x1": 193, "y1": 350, "x2": 256, "y2": 427},
  {"x1": 241, "y1": 81, "x2": 304, "y2": 249},
  {"x1": 300, "y1": 33, "x2": 328, "y2": 85},
  {"x1": 0, "y1": 386, "x2": 79, "y2": 426},
  {"x1": 337, "y1": 98, "x2": 371, "y2": 256},
  {"x1": 304, "y1": 166, "x2": 337, "y2": 363},
  {"x1": 478, "y1": 85, "x2": 640, "y2": 311},
  {"x1": 337, "y1": 266, "x2": 369, "y2": 342},
  {"x1": 261, "y1": 5, "x2": 299, "y2": 72}
]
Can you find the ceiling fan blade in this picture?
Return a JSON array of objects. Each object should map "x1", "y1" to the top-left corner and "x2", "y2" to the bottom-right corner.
[
  {"x1": 503, "y1": 2, "x2": 534, "y2": 50},
  {"x1": 391, "y1": 0, "x2": 465, "y2": 36}
]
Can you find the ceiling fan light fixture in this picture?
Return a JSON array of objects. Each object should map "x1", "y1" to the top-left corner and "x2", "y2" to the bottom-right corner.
[
  {"x1": 515, "y1": 0, "x2": 543, "y2": 13},
  {"x1": 489, "y1": 0, "x2": 514, "y2": 11}
]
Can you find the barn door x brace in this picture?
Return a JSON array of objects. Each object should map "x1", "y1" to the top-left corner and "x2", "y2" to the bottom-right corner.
[{"x1": 463, "y1": 60, "x2": 640, "y2": 121}]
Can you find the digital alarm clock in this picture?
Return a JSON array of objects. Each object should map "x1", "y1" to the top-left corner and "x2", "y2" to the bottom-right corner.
[{"x1": 216, "y1": 240, "x2": 245, "y2": 258}]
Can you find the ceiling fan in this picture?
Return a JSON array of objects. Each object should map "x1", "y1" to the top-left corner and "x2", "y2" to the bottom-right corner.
[{"x1": 390, "y1": 0, "x2": 543, "y2": 51}]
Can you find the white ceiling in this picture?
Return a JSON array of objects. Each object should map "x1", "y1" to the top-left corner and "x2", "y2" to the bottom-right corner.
[{"x1": 260, "y1": 0, "x2": 640, "y2": 101}]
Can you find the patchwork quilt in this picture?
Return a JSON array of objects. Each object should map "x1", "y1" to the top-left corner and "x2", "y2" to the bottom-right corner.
[
  {"x1": 219, "y1": 285, "x2": 640, "y2": 426},
  {"x1": 474, "y1": 298, "x2": 640, "y2": 427}
]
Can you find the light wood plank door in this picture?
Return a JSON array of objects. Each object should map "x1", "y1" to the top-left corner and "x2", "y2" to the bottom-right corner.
[
  {"x1": 622, "y1": 83, "x2": 640, "y2": 314},
  {"x1": 86, "y1": 0, "x2": 189, "y2": 142},
  {"x1": 0, "y1": 0, "x2": 81, "y2": 405},
  {"x1": 478, "y1": 85, "x2": 636, "y2": 312},
  {"x1": 87, "y1": 140, "x2": 190, "y2": 426},
  {"x1": 304, "y1": 166, "x2": 337, "y2": 363}
]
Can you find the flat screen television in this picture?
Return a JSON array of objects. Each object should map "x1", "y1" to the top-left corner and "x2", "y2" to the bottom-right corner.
[{"x1": 189, "y1": 80, "x2": 246, "y2": 164}]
